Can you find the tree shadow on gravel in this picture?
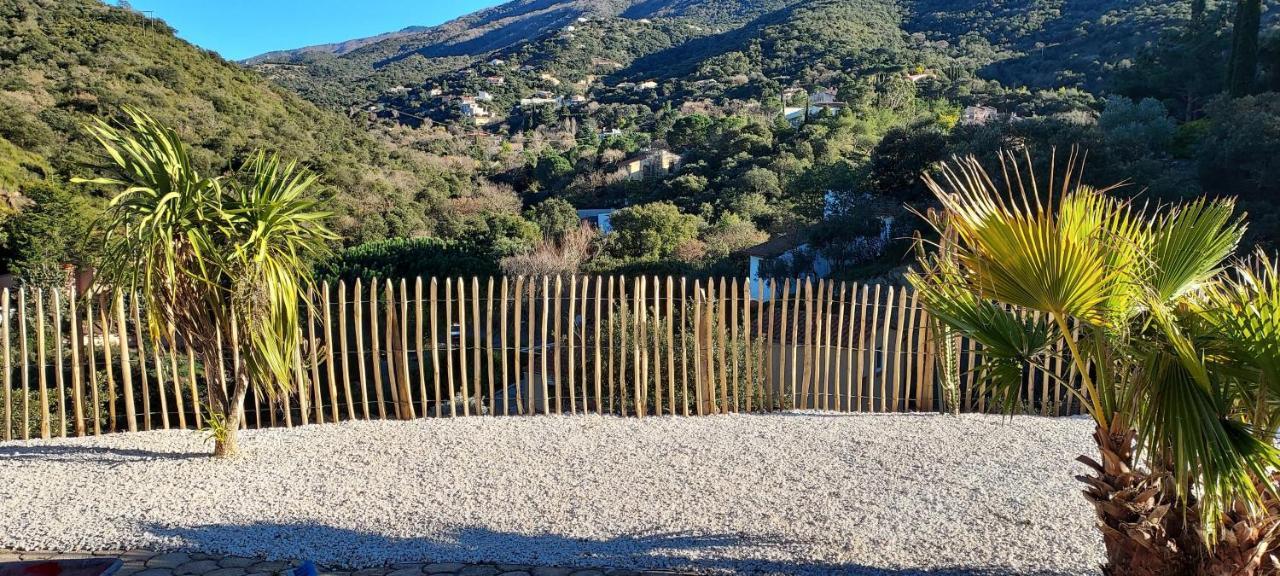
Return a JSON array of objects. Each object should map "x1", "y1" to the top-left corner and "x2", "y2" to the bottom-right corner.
[
  {"x1": 764, "y1": 412, "x2": 928, "y2": 419},
  {"x1": 0, "y1": 444, "x2": 205, "y2": 463},
  {"x1": 143, "y1": 522, "x2": 1082, "y2": 576}
]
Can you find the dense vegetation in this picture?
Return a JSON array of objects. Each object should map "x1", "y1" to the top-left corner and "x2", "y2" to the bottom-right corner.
[
  {"x1": 4, "y1": 0, "x2": 1280, "y2": 288},
  {"x1": 248, "y1": 0, "x2": 806, "y2": 108},
  {"x1": 0, "y1": 0, "x2": 514, "y2": 281},
  {"x1": 11, "y1": 0, "x2": 1280, "y2": 568}
]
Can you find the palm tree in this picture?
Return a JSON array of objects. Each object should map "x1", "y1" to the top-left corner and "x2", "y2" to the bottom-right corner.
[
  {"x1": 909, "y1": 150, "x2": 1280, "y2": 574},
  {"x1": 75, "y1": 107, "x2": 334, "y2": 457},
  {"x1": 1190, "y1": 254, "x2": 1280, "y2": 572}
]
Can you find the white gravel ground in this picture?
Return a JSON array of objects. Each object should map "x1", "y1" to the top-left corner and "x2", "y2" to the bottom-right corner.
[{"x1": 0, "y1": 412, "x2": 1102, "y2": 575}]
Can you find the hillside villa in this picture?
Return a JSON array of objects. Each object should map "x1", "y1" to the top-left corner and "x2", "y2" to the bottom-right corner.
[
  {"x1": 615, "y1": 149, "x2": 683, "y2": 181},
  {"x1": 781, "y1": 87, "x2": 849, "y2": 126},
  {"x1": 961, "y1": 105, "x2": 999, "y2": 125},
  {"x1": 743, "y1": 212, "x2": 895, "y2": 300}
]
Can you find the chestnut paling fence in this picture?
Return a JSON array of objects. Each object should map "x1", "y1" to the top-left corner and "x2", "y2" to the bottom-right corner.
[{"x1": 0, "y1": 275, "x2": 1082, "y2": 441}]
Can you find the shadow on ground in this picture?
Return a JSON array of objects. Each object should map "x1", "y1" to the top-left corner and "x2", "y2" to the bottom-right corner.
[
  {"x1": 143, "y1": 522, "x2": 1082, "y2": 576},
  {"x1": 0, "y1": 444, "x2": 204, "y2": 463}
]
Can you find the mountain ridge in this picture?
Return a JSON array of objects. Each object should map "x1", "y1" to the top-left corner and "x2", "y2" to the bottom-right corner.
[
  {"x1": 245, "y1": 0, "x2": 801, "y2": 64},
  {"x1": 246, "y1": 0, "x2": 1226, "y2": 114},
  {"x1": 243, "y1": 25, "x2": 433, "y2": 64},
  {"x1": 245, "y1": 0, "x2": 807, "y2": 107}
]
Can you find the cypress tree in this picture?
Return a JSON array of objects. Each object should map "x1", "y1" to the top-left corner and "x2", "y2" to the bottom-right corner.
[{"x1": 1226, "y1": 0, "x2": 1262, "y2": 96}]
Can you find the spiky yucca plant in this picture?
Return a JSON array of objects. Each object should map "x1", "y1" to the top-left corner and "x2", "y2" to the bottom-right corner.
[
  {"x1": 76, "y1": 108, "x2": 334, "y2": 457},
  {"x1": 910, "y1": 151, "x2": 1280, "y2": 575}
]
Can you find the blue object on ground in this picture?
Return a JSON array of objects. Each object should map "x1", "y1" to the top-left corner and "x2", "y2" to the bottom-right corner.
[{"x1": 290, "y1": 561, "x2": 317, "y2": 576}]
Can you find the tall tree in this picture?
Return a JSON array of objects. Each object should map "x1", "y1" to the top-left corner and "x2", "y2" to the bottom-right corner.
[
  {"x1": 78, "y1": 108, "x2": 334, "y2": 457},
  {"x1": 1227, "y1": 0, "x2": 1262, "y2": 96}
]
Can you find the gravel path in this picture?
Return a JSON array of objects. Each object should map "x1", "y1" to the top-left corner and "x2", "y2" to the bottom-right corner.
[{"x1": 0, "y1": 412, "x2": 1102, "y2": 575}]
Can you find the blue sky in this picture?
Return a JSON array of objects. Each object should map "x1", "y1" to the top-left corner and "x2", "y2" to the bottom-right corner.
[{"x1": 116, "y1": 1, "x2": 505, "y2": 61}]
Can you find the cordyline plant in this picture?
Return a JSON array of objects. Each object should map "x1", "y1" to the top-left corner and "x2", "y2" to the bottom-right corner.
[
  {"x1": 74, "y1": 107, "x2": 334, "y2": 457},
  {"x1": 909, "y1": 150, "x2": 1280, "y2": 575}
]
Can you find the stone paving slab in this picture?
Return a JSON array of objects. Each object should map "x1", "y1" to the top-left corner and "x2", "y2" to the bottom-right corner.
[{"x1": 0, "y1": 551, "x2": 691, "y2": 576}]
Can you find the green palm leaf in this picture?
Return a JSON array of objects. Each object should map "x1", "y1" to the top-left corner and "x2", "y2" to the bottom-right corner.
[
  {"x1": 925, "y1": 151, "x2": 1135, "y2": 327},
  {"x1": 76, "y1": 107, "x2": 334, "y2": 456},
  {"x1": 913, "y1": 149, "x2": 1275, "y2": 545},
  {"x1": 223, "y1": 152, "x2": 335, "y2": 399},
  {"x1": 910, "y1": 232, "x2": 1057, "y2": 414}
]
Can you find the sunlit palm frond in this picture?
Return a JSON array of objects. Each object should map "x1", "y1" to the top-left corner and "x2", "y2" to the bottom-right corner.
[
  {"x1": 73, "y1": 106, "x2": 225, "y2": 344},
  {"x1": 1199, "y1": 252, "x2": 1280, "y2": 432},
  {"x1": 1058, "y1": 187, "x2": 1150, "y2": 328},
  {"x1": 78, "y1": 109, "x2": 335, "y2": 421},
  {"x1": 1145, "y1": 198, "x2": 1243, "y2": 304},
  {"x1": 909, "y1": 229, "x2": 1057, "y2": 415},
  {"x1": 923, "y1": 151, "x2": 1136, "y2": 327},
  {"x1": 223, "y1": 152, "x2": 336, "y2": 400}
]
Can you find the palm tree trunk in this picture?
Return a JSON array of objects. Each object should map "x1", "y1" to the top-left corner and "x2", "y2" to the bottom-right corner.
[
  {"x1": 1197, "y1": 474, "x2": 1280, "y2": 575},
  {"x1": 212, "y1": 360, "x2": 250, "y2": 458},
  {"x1": 212, "y1": 419, "x2": 238, "y2": 457},
  {"x1": 1077, "y1": 417, "x2": 1194, "y2": 576},
  {"x1": 203, "y1": 346, "x2": 247, "y2": 458}
]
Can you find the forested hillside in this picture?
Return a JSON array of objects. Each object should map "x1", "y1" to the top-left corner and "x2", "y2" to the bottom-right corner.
[
  {"x1": 248, "y1": 0, "x2": 810, "y2": 108},
  {"x1": 249, "y1": 0, "x2": 1247, "y2": 108},
  {"x1": 0, "y1": 0, "x2": 527, "y2": 282},
  {"x1": 907, "y1": 0, "x2": 1197, "y2": 89},
  {"x1": 5, "y1": 0, "x2": 1280, "y2": 289},
  {"x1": 293, "y1": 0, "x2": 1280, "y2": 283}
]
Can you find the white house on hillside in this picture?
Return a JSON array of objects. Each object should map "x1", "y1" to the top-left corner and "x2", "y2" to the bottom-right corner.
[
  {"x1": 459, "y1": 97, "x2": 491, "y2": 125},
  {"x1": 743, "y1": 216, "x2": 895, "y2": 301},
  {"x1": 782, "y1": 107, "x2": 806, "y2": 127},
  {"x1": 961, "y1": 105, "x2": 999, "y2": 125},
  {"x1": 742, "y1": 234, "x2": 831, "y2": 300},
  {"x1": 520, "y1": 95, "x2": 563, "y2": 107},
  {"x1": 811, "y1": 87, "x2": 839, "y2": 104},
  {"x1": 780, "y1": 87, "x2": 847, "y2": 126}
]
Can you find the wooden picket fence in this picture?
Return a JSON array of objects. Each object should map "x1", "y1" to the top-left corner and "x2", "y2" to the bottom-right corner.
[{"x1": 0, "y1": 275, "x2": 1082, "y2": 441}]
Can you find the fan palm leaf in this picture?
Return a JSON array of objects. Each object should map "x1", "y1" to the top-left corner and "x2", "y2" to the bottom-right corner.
[
  {"x1": 925, "y1": 151, "x2": 1135, "y2": 327},
  {"x1": 912, "y1": 149, "x2": 1275, "y2": 554},
  {"x1": 912, "y1": 229, "x2": 1059, "y2": 413}
]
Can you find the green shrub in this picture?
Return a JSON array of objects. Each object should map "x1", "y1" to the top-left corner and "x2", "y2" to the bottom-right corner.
[{"x1": 317, "y1": 237, "x2": 499, "y2": 281}]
